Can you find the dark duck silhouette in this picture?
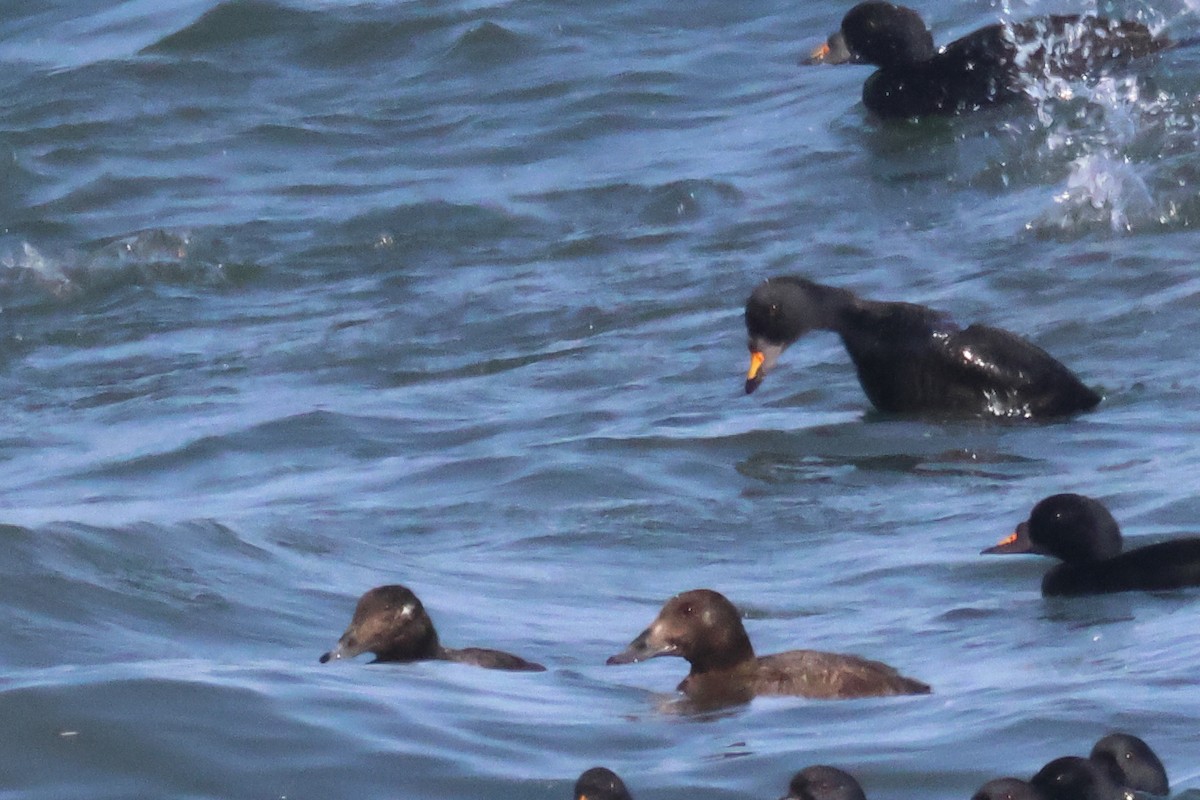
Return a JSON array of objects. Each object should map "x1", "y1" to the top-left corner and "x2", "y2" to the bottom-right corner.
[
  {"x1": 573, "y1": 767, "x2": 634, "y2": 800},
  {"x1": 806, "y1": 1, "x2": 1167, "y2": 118},
  {"x1": 973, "y1": 778, "x2": 1049, "y2": 800},
  {"x1": 781, "y1": 766, "x2": 868, "y2": 800},
  {"x1": 1089, "y1": 733, "x2": 1169, "y2": 795},
  {"x1": 1030, "y1": 757, "x2": 1129, "y2": 800},
  {"x1": 984, "y1": 493, "x2": 1200, "y2": 596},
  {"x1": 319, "y1": 584, "x2": 545, "y2": 671},
  {"x1": 972, "y1": 733, "x2": 1169, "y2": 800},
  {"x1": 743, "y1": 276, "x2": 1100, "y2": 419},
  {"x1": 974, "y1": 758, "x2": 1126, "y2": 800},
  {"x1": 605, "y1": 588, "x2": 930, "y2": 707}
]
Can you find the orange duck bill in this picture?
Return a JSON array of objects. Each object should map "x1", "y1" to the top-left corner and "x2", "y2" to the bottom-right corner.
[
  {"x1": 745, "y1": 343, "x2": 783, "y2": 394},
  {"x1": 803, "y1": 30, "x2": 856, "y2": 65},
  {"x1": 982, "y1": 521, "x2": 1039, "y2": 555}
]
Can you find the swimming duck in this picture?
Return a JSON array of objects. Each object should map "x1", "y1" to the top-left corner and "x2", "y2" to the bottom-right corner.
[
  {"x1": 973, "y1": 778, "x2": 1048, "y2": 800},
  {"x1": 806, "y1": 1, "x2": 1167, "y2": 117},
  {"x1": 319, "y1": 584, "x2": 545, "y2": 671},
  {"x1": 605, "y1": 589, "x2": 930, "y2": 706},
  {"x1": 574, "y1": 767, "x2": 634, "y2": 800},
  {"x1": 973, "y1": 733, "x2": 1168, "y2": 800},
  {"x1": 983, "y1": 493, "x2": 1200, "y2": 595},
  {"x1": 1090, "y1": 733, "x2": 1168, "y2": 795},
  {"x1": 1031, "y1": 756, "x2": 1127, "y2": 800},
  {"x1": 782, "y1": 766, "x2": 868, "y2": 800},
  {"x1": 744, "y1": 276, "x2": 1100, "y2": 419}
]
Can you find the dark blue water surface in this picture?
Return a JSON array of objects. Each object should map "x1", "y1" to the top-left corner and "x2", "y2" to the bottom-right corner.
[{"x1": 2, "y1": 0, "x2": 1200, "y2": 797}]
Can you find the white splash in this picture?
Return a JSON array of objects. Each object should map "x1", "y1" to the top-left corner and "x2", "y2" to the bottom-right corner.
[
  {"x1": 1, "y1": 242, "x2": 77, "y2": 299},
  {"x1": 1037, "y1": 151, "x2": 1156, "y2": 233}
]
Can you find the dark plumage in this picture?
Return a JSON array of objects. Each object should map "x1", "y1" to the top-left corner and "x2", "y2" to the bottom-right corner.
[
  {"x1": 574, "y1": 767, "x2": 634, "y2": 800},
  {"x1": 782, "y1": 766, "x2": 868, "y2": 800},
  {"x1": 1031, "y1": 757, "x2": 1126, "y2": 800},
  {"x1": 973, "y1": 778, "x2": 1048, "y2": 800},
  {"x1": 743, "y1": 276, "x2": 1100, "y2": 419},
  {"x1": 319, "y1": 584, "x2": 545, "y2": 671},
  {"x1": 806, "y1": 1, "x2": 1167, "y2": 118},
  {"x1": 605, "y1": 589, "x2": 930, "y2": 706},
  {"x1": 983, "y1": 493, "x2": 1200, "y2": 596},
  {"x1": 1090, "y1": 733, "x2": 1168, "y2": 795},
  {"x1": 973, "y1": 733, "x2": 1168, "y2": 800}
]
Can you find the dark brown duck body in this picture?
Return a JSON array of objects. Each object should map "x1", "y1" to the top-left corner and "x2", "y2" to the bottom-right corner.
[
  {"x1": 605, "y1": 589, "x2": 929, "y2": 706},
  {"x1": 808, "y1": 1, "x2": 1167, "y2": 118},
  {"x1": 319, "y1": 584, "x2": 545, "y2": 671},
  {"x1": 744, "y1": 276, "x2": 1100, "y2": 419}
]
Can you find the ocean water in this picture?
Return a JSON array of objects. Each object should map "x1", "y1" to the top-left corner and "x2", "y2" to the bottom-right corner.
[{"x1": 1, "y1": 0, "x2": 1200, "y2": 797}]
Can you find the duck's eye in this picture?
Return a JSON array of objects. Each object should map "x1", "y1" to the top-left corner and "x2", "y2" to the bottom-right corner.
[
  {"x1": 681, "y1": 603, "x2": 694, "y2": 616},
  {"x1": 769, "y1": 303, "x2": 779, "y2": 317}
]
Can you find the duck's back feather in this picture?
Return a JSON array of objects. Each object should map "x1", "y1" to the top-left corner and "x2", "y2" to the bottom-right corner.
[
  {"x1": 753, "y1": 649, "x2": 932, "y2": 699},
  {"x1": 837, "y1": 301, "x2": 1098, "y2": 417},
  {"x1": 1043, "y1": 538, "x2": 1200, "y2": 595}
]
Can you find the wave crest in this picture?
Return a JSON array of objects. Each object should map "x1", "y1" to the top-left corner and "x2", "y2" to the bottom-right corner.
[{"x1": 0, "y1": 230, "x2": 252, "y2": 305}]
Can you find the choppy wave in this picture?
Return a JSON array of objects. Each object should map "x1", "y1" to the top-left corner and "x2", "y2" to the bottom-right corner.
[
  {"x1": 3, "y1": 0, "x2": 1200, "y2": 798},
  {"x1": 0, "y1": 230, "x2": 252, "y2": 305},
  {"x1": 144, "y1": 0, "x2": 511, "y2": 71}
]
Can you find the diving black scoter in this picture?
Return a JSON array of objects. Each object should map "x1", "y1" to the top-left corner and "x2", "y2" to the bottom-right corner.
[
  {"x1": 605, "y1": 588, "x2": 930, "y2": 706},
  {"x1": 744, "y1": 276, "x2": 1100, "y2": 419},
  {"x1": 782, "y1": 766, "x2": 868, "y2": 800},
  {"x1": 984, "y1": 493, "x2": 1200, "y2": 595},
  {"x1": 807, "y1": 1, "x2": 1167, "y2": 117},
  {"x1": 574, "y1": 767, "x2": 634, "y2": 800},
  {"x1": 319, "y1": 584, "x2": 545, "y2": 671}
]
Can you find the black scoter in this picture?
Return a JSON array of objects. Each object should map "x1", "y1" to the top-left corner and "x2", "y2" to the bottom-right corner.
[
  {"x1": 574, "y1": 767, "x2": 634, "y2": 800},
  {"x1": 806, "y1": 1, "x2": 1167, "y2": 118},
  {"x1": 319, "y1": 584, "x2": 545, "y2": 671},
  {"x1": 1031, "y1": 756, "x2": 1127, "y2": 800},
  {"x1": 744, "y1": 276, "x2": 1100, "y2": 419},
  {"x1": 1090, "y1": 733, "x2": 1168, "y2": 795},
  {"x1": 983, "y1": 493, "x2": 1200, "y2": 595},
  {"x1": 973, "y1": 733, "x2": 1169, "y2": 800},
  {"x1": 782, "y1": 766, "x2": 868, "y2": 800},
  {"x1": 973, "y1": 778, "x2": 1048, "y2": 800},
  {"x1": 605, "y1": 588, "x2": 930, "y2": 706}
]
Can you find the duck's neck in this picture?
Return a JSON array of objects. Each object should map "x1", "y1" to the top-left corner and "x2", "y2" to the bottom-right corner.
[
  {"x1": 378, "y1": 627, "x2": 442, "y2": 662},
  {"x1": 790, "y1": 278, "x2": 857, "y2": 335},
  {"x1": 686, "y1": 628, "x2": 756, "y2": 675},
  {"x1": 679, "y1": 656, "x2": 759, "y2": 707}
]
